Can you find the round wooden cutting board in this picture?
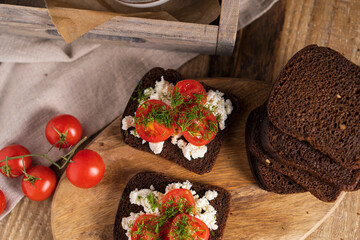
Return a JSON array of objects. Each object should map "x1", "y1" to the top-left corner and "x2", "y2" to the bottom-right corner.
[{"x1": 51, "y1": 78, "x2": 345, "y2": 240}]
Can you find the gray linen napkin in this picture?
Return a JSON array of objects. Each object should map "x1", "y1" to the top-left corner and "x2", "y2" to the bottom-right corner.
[{"x1": 0, "y1": 0, "x2": 278, "y2": 220}]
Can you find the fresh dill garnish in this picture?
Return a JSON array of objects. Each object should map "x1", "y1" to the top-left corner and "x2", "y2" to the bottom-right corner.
[
  {"x1": 134, "y1": 102, "x2": 172, "y2": 130},
  {"x1": 132, "y1": 80, "x2": 220, "y2": 144},
  {"x1": 146, "y1": 192, "x2": 161, "y2": 212},
  {"x1": 168, "y1": 214, "x2": 198, "y2": 240}
]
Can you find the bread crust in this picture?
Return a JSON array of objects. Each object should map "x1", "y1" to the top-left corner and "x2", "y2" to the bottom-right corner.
[
  {"x1": 267, "y1": 45, "x2": 360, "y2": 169},
  {"x1": 120, "y1": 67, "x2": 239, "y2": 174},
  {"x1": 248, "y1": 105, "x2": 342, "y2": 202},
  {"x1": 263, "y1": 112, "x2": 360, "y2": 191},
  {"x1": 113, "y1": 172, "x2": 231, "y2": 240},
  {"x1": 245, "y1": 107, "x2": 306, "y2": 194}
]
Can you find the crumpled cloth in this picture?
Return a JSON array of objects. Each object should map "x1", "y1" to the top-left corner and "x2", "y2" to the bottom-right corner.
[{"x1": 0, "y1": 0, "x2": 278, "y2": 220}]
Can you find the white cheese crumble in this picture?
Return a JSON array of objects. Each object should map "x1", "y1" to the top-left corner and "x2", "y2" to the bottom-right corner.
[
  {"x1": 205, "y1": 90, "x2": 233, "y2": 130},
  {"x1": 130, "y1": 129, "x2": 139, "y2": 138},
  {"x1": 142, "y1": 76, "x2": 174, "y2": 106},
  {"x1": 165, "y1": 180, "x2": 194, "y2": 194},
  {"x1": 205, "y1": 190, "x2": 218, "y2": 201},
  {"x1": 129, "y1": 186, "x2": 164, "y2": 214},
  {"x1": 194, "y1": 194, "x2": 218, "y2": 230},
  {"x1": 121, "y1": 116, "x2": 134, "y2": 130},
  {"x1": 122, "y1": 181, "x2": 219, "y2": 238},
  {"x1": 148, "y1": 141, "x2": 164, "y2": 154},
  {"x1": 122, "y1": 116, "x2": 146, "y2": 144},
  {"x1": 176, "y1": 139, "x2": 208, "y2": 161},
  {"x1": 121, "y1": 211, "x2": 144, "y2": 238},
  {"x1": 171, "y1": 133, "x2": 182, "y2": 145}
]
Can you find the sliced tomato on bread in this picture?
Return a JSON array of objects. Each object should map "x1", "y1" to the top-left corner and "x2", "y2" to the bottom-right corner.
[
  {"x1": 135, "y1": 99, "x2": 174, "y2": 143},
  {"x1": 172, "y1": 80, "x2": 207, "y2": 107},
  {"x1": 168, "y1": 213, "x2": 210, "y2": 240},
  {"x1": 131, "y1": 214, "x2": 170, "y2": 240},
  {"x1": 179, "y1": 105, "x2": 219, "y2": 146},
  {"x1": 161, "y1": 189, "x2": 196, "y2": 217}
]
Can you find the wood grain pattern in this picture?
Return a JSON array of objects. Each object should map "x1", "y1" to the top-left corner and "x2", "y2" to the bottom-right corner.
[
  {"x1": 209, "y1": 1, "x2": 286, "y2": 81},
  {"x1": 0, "y1": 1, "x2": 241, "y2": 55},
  {"x1": 272, "y1": 0, "x2": 360, "y2": 83},
  {"x1": 215, "y1": 0, "x2": 241, "y2": 55},
  {"x1": 0, "y1": 4, "x2": 220, "y2": 54},
  {"x1": 1, "y1": 0, "x2": 360, "y2": 239},
  {"x1": 0, "y1": 0, "x2": 45, "y2": 7},
  {"x1": 51, "y1": 78, "x2": 344, "y2": 240}
]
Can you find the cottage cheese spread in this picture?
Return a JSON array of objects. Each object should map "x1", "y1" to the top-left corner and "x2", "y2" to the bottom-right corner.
[
  {"x1": 149, "y1": 142, "x2": 165, "y2": 155},
  {"x1": 141, "y1": 76, "x2": 174, "y2": 106},
  {"x1": 121, "y1": 116, "x2": 134, "y2": 130},
  {"x1": 121, "y1": 181, "x2": 219, "y2": 238},
  {"x1": 121, "y1": 77, "x2": 233, "y2": 159},
  {"x1": 176, "y1": 139, "x2": 207, "y2": 161},
  {"x1": 205, "y1": 90, "x2": 233, "y2": 130}
]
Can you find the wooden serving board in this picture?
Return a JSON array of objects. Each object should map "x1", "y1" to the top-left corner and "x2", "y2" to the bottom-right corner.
[{"x1": 51, "y1": 78, "x2": 345, "y2": 240}]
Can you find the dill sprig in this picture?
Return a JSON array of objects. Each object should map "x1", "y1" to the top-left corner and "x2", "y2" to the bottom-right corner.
[
  {"x1": 133, "y1": 80, "x2": 219, "y2": 144},
  {"x1": 134, "y1": 102, "x2": 173, "y2": 130},
  {"x1": 168, "y1": 214, "x2": 202, "y2": 240},
  {"x1": 146, "y1": 192, "x2": 161, "y2": 212}
]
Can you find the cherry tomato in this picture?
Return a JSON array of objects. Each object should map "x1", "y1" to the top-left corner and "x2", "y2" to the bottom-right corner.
[
  {"x1": 135, "y1": 100, "x2": 173, "y2": 143},
  {"x1": 0, "y1": 190, "x2": 6, "y2": 215},
  {"x1": 0, "y1": 145, "x2": 32, "y2": 178},
  {"x1": 172, "y1": 80, "x2": 207, "y2": 106},
  {"x1": 66, "y1": 149, "x2": 105, "y2": 188},
  {"x1": 131, "y1": 214, "x2": 170, "y2": 240},
  {"x1": 162, "y1": 189, "x2": 196, "y2": 217},
  {"x1": 45, "y1": 114, "x2": 82, "y2": 148},
  {"x1": 168, "y1": 214, "x2": 210, "y2": 240},
  {"x1": 180, "y1": 106, "x2": 218, "y2": 146},
  {"x1": 21, "y1": 166, "x2": 57, "y2": 201}
]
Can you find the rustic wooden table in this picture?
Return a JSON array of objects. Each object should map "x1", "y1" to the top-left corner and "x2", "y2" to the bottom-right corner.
[{"x1": 1, "y1": 0, "x2": 360, "y2": 239}]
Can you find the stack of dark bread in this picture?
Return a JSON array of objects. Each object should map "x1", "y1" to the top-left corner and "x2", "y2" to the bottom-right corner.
[{"x1": 246, "y1": 45, "x2": 360, "y2": 202}]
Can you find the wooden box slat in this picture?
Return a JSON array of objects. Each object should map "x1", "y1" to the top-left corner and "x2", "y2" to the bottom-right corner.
[
  {"x1": 0, "y1": 0, "x2": 240, "y2": 55},
  {"x1": 216, "y1": 0, "x2": 241, "y2": 54}
]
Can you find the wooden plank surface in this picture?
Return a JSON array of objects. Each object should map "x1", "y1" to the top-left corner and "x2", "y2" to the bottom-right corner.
[
  {"x1": 1, "y1": 0, "x2": 360, "y2": 239},
  {"x1": 215, "y1": 0, "x2": 241, "y2": 55},
  {"x1": 0, "y1": 4, "x2": 220, "y2": 54},
  {"x1": 51, "y1": 78, "x2": 344, "y2": 240}
]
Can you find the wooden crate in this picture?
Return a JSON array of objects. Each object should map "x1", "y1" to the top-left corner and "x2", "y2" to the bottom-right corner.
[{"x1": 0, "y1": 0, "x2": 240, "y2": 55}]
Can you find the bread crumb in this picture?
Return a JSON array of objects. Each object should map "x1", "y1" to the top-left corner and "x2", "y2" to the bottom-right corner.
[{"x1": 340, "y1": 124, "x2": 346, "y2": 130}]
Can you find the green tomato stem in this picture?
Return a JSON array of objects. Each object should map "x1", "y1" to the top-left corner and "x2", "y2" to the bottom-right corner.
[{"x1": 0, "y1": 136, "x2": 88, "y2": 170}]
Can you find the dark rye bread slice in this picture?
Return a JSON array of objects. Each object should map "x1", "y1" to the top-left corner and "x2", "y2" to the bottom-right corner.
[
  {"x1": 246, "y1": 107, "x2": 306, "y2": 194},
  {"x1": 262, "y1": 108, "x2": 360, "y2": 191},
  {"x1": 267, "y1": 44, "x2": 360, "y2": 169},
  {"x1": 121, "y1": 67, "x2": 239, "y2": 174},
  {"x1": 113, "y1": 172, "x2": 231, "y2": 240},
  {"x1": 250, "y1": 106, "x2": 341, "y2": 202}
]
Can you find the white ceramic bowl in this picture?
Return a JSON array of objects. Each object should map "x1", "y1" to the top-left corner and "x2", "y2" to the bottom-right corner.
[{"x1": 115, "y1": 0, "x2": 170, "y2": 8}]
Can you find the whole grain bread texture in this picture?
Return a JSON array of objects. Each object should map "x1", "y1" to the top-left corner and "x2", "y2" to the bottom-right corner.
[
  {"x1": 250, "y1": 105, "x2": 341, "y2": 202},
  {"x1": 121, "y1": 67, "x2": 239, "y2": 174},
  {"x1": 246, "y1": 107, "x2": 306, "y2": 194},
  {"x1": 267, "y1": 45, "x2": 360, "y2": 169},
  {"x1": 262, "y1": 109, "x2": 360, "y2": 191},
  {"x1": 113, "y1": 172, "x2": 231, "y2": 240}
]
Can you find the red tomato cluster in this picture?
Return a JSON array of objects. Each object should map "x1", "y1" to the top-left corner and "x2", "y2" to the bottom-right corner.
[
  {"x1": 134, "y1": 80, "x2": 218, "y2": 146},
  {"x1": 0, "y1": 114, "x2": 105, "y2": 211},
  {"x1": 130, "y1": 189, "x2": 210, "y2": 240}
]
